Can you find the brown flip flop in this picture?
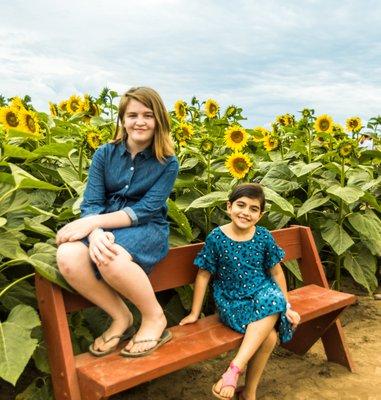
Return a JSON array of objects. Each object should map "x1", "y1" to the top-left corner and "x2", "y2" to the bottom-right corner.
[
  {"x1": 120, "y1": 329, "x2": 172, "y2": 357},
  {"x1": 89, "y1": 325, "x2": 136, "y2": 357}
]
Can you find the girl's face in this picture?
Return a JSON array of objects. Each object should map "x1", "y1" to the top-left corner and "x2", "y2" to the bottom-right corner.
[
  {"x1": 227, "y1": 196, "x2": 262, "y2": 230},
  {"x1": 123, "y1": 99, "x2": 156, "y2": 149}
]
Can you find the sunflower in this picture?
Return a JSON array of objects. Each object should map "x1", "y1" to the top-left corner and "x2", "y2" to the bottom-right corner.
[
  {"x1": 79, "y1": 94, "x2": 91, "y2": 113},
  {"x1": 49, "y1": 102, "x2": 59, "y2": 117},
  {"x1": 336, "y1": 139, "x2": 357, "y2": 159},
  {"x1": 200, "y1": 138, "x2": 214, "y2": 154},
  {"x1": 67, "y1": 95, "x2": 83, "y2": 114},
  {"x1": 174, "y1": 122, "x2": 194, "y2": 146},
  {"x1": 18, "y1": 109, "x2": 41, "y2": 136},
  {"x1": 263, "y1": 135, "x2": 279, "y2": 151},
  {"x1": 224, "y1": 105, "x2": 237, "y2": 118},
  {"x1": 276, "y1": 114, "x2": 294, "y2": 126},
  {"x1": 252, "y1": 127, "x2": 269, "y2": 142},
  {"x1": 86, "y1": 130, "x2": 102, "y2": 149},
  {"x1": 0, "y1": 106, "x2": 20, "y2": 129},
  {"x1": 224, "y1": 125, "x2": 248, "y2": 151},
  {"x1": 174, "y1": 100, "x2": 187, "y2": 120},
  {"x1": 225, "y1": 152, "x2": 252, "y2": 180},
  {"x1": 314, "y1": 114, "x2": 334, "y2": 133},
  {"x1": 205, "y1": 99, "x2": 219, "y2": 118},
  {"x1": 301, "y1": 108, "x2": 312, "y2": 118},
  {"x1": 88, "y1": 102, "x2": 100, "y2": 117},
  {"x1": 58, "y1": 100, "x2": 68, "y2": 112},
  {"x1": 10, "y1": 97, "x2": 25, "y2": 111},
  {"x1": 346, "y1": 117, "x2": 362, "y2": 132}
]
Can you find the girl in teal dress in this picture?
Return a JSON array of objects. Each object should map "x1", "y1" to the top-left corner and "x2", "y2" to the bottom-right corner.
[{"x1": 180, "y1": 184, "x2": 300, "y2": 400}]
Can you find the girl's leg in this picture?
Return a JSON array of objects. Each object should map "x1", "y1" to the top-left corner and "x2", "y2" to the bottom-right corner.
[
  {"x1": 96, "y1": 244, "x2": 167, "y2": 354},
  {"x1": 56, "y1": 241, "x2": 133, "y2": 352},
  {"x1": 213, "y1": 314, "x2": 278, "y2": 399},
  {"x1": 241, "y1": 329, "x2": 278, "y2": 400}
]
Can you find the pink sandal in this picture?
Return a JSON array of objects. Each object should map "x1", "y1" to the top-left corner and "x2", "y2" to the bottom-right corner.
[{"x1": 212, "y1": 362, "x2": 242, "y2": 399}]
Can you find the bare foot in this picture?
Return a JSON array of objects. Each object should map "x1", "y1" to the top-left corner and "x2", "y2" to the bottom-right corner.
[
  {"x1": 123, "y1": 310, "x2": 167, "y2": 354},
  {"x1": 92, "y1": 311, "x2": 133, "y2": 353},
  {"x1": 212, "y1": 363, "x2": 241, "y2": 399}
]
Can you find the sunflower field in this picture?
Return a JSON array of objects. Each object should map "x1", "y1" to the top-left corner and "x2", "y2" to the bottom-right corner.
[{"x1": 0, "y1": 90, "x2": 380, "y2": 397}]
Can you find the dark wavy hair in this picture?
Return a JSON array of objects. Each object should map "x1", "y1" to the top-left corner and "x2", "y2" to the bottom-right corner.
[{"x1": 228, "y1": 183, "x2": 265, "y2": 212}]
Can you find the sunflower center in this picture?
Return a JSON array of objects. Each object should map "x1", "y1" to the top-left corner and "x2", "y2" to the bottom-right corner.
[
  {"x1": 319, "y1": 119, "x2": 330, "y2": 131},
  {"x1": 233, "y1": 158, "x2": 248, "y2": 172},
  {"x1": 26, "y1": 115, "x2": 36, "y2": 132},
  {"x1": 71, "y1": 101, "x2": 80, "y2": 112},
  {"x1": 209, "y1": 104, "x2": 217, "y2": 114},
  {"x1": 6, "y1": 111, "x2": 19, "y2": 127},
  {"x1": 231, "y1": 131, "x2": 243, "y2": 143},
  {"x1": 179, "y1": 105, "x2": 185, "y2": 117}
]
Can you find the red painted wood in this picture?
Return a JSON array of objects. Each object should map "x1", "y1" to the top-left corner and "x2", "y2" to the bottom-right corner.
[
  {"x1": 35, "y1": 275, "x2": 82, "y2": 400},
  {"x1": 36, "y1": 225, "x2": 357, "y2": 400}
]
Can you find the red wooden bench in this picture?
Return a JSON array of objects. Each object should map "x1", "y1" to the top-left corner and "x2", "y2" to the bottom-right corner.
[{"x1": 35, "y1": 225, "x2": 356, "y2": 400}]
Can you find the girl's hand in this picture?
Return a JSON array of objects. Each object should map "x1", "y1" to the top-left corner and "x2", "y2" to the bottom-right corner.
[
  {"x1": 56, "y1": 217, "x2": 97, "y2": 245},
  {"x1": 286, "y1": 308, "x2": 301, "y2": 329},
  {"x1": 88, "y1": 229, "x2": 119, "y2": 267},
  {"x1": 179, "y1": 313, "x2": 199, "y2": 326}
]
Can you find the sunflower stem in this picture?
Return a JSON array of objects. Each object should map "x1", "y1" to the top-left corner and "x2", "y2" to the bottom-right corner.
[
  {"x1": 335, "y1": 159, "x2": 346, "y2": 290},
  {"x1": 0, "y1": 273, "x2": 35, "y2": 298},
  {"x1": 78, "y1": 143, "x2": 84, "y2": 181}
]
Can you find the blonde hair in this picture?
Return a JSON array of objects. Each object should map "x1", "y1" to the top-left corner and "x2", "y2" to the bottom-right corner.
[{"x1": 113, "y1": 87, "x2": 175, "y2": 162}]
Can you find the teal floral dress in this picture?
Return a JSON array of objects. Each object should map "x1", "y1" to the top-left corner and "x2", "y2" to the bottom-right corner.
[{"x1": 194, "y1": 226, "x2": 293, "y2": 343}]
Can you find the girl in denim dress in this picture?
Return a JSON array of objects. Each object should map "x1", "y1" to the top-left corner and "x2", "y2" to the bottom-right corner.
[
  {"x1": 180, "y1": 184, "x2": 300, "y2": 400},
  {"x1": 56, "y1": 87, "x2": 179, "y2": 357}
]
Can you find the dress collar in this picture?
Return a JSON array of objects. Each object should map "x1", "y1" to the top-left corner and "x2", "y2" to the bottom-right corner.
[{"x1": 118, "y1": 141, "x2": 154, "y2": 159}]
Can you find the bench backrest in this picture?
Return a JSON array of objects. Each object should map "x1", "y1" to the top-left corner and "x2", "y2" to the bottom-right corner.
[{"x1": 62, "y1": 225, "x2": 328, "y2": 313}]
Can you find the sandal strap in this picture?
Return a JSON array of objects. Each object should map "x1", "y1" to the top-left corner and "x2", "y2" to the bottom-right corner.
[
  {"x1": 220, "y1": 362, "x2": 242, "y2": 390},
  {"x1": 132, "y1": 338, "x2": 160, "y2": 344},
  {"x1": 101, "y1": 333, "x2": 123, "y2": 343}
]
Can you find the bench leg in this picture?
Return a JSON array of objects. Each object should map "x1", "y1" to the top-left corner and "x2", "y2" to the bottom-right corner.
[
  {"x1": 282, "y1": 309, "x2": 354, "y2": 371},
  {"x1": 321, "y1": 320, "x2": 355, "y2": 372}
]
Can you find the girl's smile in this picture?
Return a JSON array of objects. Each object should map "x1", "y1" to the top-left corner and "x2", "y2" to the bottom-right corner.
[{"x1": 227, "y1": 196, "x2": 263, "y2": 234}]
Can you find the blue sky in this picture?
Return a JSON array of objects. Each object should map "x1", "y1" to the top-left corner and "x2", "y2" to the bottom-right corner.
[{"x1": 1, "y1": 0, "x2": 380, "y2": 128}]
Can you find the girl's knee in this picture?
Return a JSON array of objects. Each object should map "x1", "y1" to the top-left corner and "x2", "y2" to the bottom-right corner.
[
  {"x1": 262, "y1": 329, "x2": 277, "y2": 352},
  {"x1": 56, "y1": 242, "x2": 86, "y2": 276},
  {"x1": 98, "y1": 252, "x2": 133, "y2": 281}
]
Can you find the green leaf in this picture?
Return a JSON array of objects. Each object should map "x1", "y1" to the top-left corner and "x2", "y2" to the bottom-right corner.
[
  {"x1": 23, "y1": 217, "x2": 56, "y2": 238},
  {"x1": 27, "y1": 243, "x2": 72, "y2": 291},
  {"x1": 9, "y1": 164, "x2": 61, "y2": 191},
  {"x1": 0, "y1": 190, "x2": 30, "y2": 216},
  {"x1": 174, "y1": 174, "x2": 198, "y2": 188},
  {"x1": 320, "y1": 221, "x2": 354, "y2": 255},
  {"x1": 263, "y1": 187, "x2": 294, "y2": 216},
  {"x1": 0, "y1": 233, "x2": 28, "y2": 260},
  {"x1": 260, "y1": 163, "x2": 299, "y2": 193},
  {"x1": 186, "y1": 191, "x2": 228, "y2": 211},
  {"x1": 57, "y1": 166, "x2": 84, "y2": 193},
  {"x1": 7, "y1": 304, "x2": 40, "y2": 330},
  {"x1": 348, "y1": 213, "x2": 381, "y2": 241},
  {"x1": 0, "y1": 306, "x2": 40, "y2": 385},
  {"x1": 167, "y1": 199, "x2": 193, "y2": 242},
  {"x1": 326, "y1": 185, "x2": 364, "y2": 204},
  {"x1": 179, "y1": 157, "x2": 199, "y2": 170},
  {"x1": 175, "y1": 285, "x2": 194, "y2": 311},
  {"x1": 33, "y1": 143, "x2": 74, "y2": 158},
  {"x1": 282, "y1": 260, "x2": 302, "y2": 281},
  {"x1": 0, "y1": 217, "x2": 7, "y2": 227},
  {"x1": 15, "y1": 377, "x2": 52, "y2": 400},
  {"x1": 3, "y1": 144, "x2": 36, "y2": 159},
  {"x1": 7, "y1": 128, "x2": 40, "y2": 141},
  {"x1": 343, "y1": 247, "x2": 377, "y2": 294},
  {"x1": 297, "y1": 195, "x2": 329, "y2": 218},
  {"x1": 290, "y1": 161, "x2": 322, "y2": 177}
]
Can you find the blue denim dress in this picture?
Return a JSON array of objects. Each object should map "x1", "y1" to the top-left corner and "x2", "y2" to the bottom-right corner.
[
  {"x1": 194, "y1": 226, "x2": 293, "y2": 343},
  {"x1": 81, "y1": 141, "x2": 179, "y2": 275}
]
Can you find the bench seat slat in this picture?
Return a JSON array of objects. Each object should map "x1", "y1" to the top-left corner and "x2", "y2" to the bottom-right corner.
[{"x1": 76, "y1": 284, "x2": 356, "y2": 398}]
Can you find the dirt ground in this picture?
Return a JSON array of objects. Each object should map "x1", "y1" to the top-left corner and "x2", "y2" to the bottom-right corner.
[{"x1": 112, "y1": 284, "x2": 381, "y2": 400}]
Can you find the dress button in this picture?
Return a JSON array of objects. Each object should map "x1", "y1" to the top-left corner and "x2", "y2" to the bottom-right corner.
[
  {"x1": 130, "y1": 167, "x2": 134, "y2": 171},
  {"x1": 125, "y1": 185, "x2": 129, "y2": 188}
]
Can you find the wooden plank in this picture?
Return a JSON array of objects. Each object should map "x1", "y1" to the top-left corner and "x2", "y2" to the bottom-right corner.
[
  {"x1": 35, "y1": 274, "x2": 82, "y2": 400},
  {"x1": 76, "y1": 284, "x2": 356, "y2": 397}
]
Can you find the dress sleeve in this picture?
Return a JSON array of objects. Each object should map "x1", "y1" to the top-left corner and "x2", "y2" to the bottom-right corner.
[
  {"x1": 264, "y1": 230, "x2": 285, "y2": 269},
  {"x1": 193, "y1": 232, "x2": 219, "y2": 275},
  {"x1": 80, "y1": 146, "x2": 107, "y2": 217},
  {"x1": 122, "y1": 157, "x2": 179, "y2": 226}
]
